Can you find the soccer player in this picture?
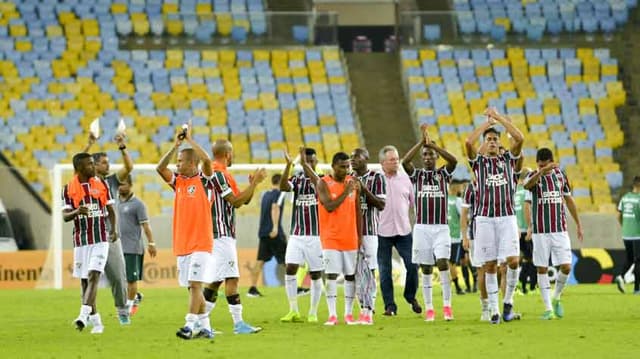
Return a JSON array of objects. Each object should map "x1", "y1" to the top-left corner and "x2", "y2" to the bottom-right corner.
[
  {"x1": 515, "y1": 171, "x2": 536, "y2": 295},
  {"x1": 523, "y1": 148, "x2": 584, "y2": 319},
  {"x1": 465, "y1": 107, "x2": 524, "y2": 324},
  {"x1": 63, "y1": 152, "x2": 116, "y2": 334},
  {"x1": 84, "y1": 133, "x2": 132, "y2": 324},
  {"x1": 279, "y1": 148, "x2": 325, "y2": 323},
  {"x1": 203, "y1": 139, "x2": 267, "y2": 334},
  {"x1": 117, "y1": 175, "x2": 156, "y2": 315},
  {"x1": 307, "y1": 151, "x2": 362, "y2": 325},
  {"x1": 157, "y1": 125, "x2": 215, "y2": 339},
  {"x1": 247, "y1": 174, "x2": 287, "y2": 297},
  {"x1": 447, "y1": 179, "x2": 466, "y2": 295},
  {"x1": 350, "y1": 147, "x2": 386, "y2": 324},
  {"x1": 402, "y1": 127, "x2": 458, "y2": 321},
  {"x1": 615, "y1": 175, "x2": 640, "y2": 294},
  {"x1": 461, "y1": 179, "x2": 489, "y2": 321}
]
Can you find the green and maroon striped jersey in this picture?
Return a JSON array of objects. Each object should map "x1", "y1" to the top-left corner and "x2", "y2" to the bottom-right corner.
[
  {"x1": 288, "y1": 173, "x2": 320, "y2": 236},
  {"x1": 210, "y1": 170, "x2": 236, "y2": 239},
  {"x1": 524, "y1": 167, "x2": 571, "y2": 234},
  {"x1": 409, "y1": 166, "x2": 452, "y2": 225},
  {"x1": 469, "y1": 153, "x2": 519, "y2": 217},
  {"x1": 357, "y1": 170, "x2": 387, "y2": 236},
  {"x1": 62, "y1": 178, "x2": 114, "y2": 247}
]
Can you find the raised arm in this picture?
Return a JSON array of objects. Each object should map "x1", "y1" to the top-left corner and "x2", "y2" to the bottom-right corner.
[
  {"x1": 465, "y1": 120, "x2": 493, "y2": 160},
  {"x1": 156, "y1": 136, "x2": 181, "y2": 183},
  {"x1": 299, "y1": 146, "x2": 320, "y2": 186},
  {"x1": 81, "y1": 134, "x2": 96, "y2": 154},
  {"x1": 487, "y1": 108, "x2": 524, "y2": 157},
  {"x1": 221, "y1": 168, "x2": 267, "y2": 208},
  {"x1": 428, "y1": 142, "x2": 458, "y2": 174},
  {"x1": 401, "y1": 139, "x2": 424, "y2": 174},
  {"x1": 523, "y1": 163, "x2": 557, "y2": 190},
  {"x1": 280, "y1": 151, "x2": 293, "y2": 191},
  {"x1": 183, "y1": 122, "x2": 212, "y2": 177},
  {"x1": 114, "y1": 134, "x2": 134, "y2": 182}
]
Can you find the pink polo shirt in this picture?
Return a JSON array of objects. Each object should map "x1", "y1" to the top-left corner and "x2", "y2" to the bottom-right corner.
[{"x1": 378, "y1": 170, "x2": 413, "y2": 237}]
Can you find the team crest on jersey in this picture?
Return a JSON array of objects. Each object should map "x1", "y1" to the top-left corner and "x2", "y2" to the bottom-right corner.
[
  {"x1": 497, "y1": 161, "x2": 504, "y2": 168},
  {"x1": 187, "y1": 185, "x2": 196, "y2": 196}
]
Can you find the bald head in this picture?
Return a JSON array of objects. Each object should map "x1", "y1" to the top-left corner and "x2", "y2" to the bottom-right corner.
[
  {"x1": 212, "y1": 139, "x2": 233, "y2": 166},
  {"x1": 353, "y1": 147, "x2": 369, "y2": 159}
]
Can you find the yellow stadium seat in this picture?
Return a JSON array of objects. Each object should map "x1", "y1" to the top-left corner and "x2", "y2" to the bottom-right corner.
[
  {"x1": 15, "y1": 39, "x2": 31, "y2": 52},
  {"x1": 196, "y1": 3, "x2": 212, "y2": 14},
  {"x1": 9, "y1": 24, "x2": 27, "y2": 37},
  {"x1": 162, "y1": 3, "x2": 178, "y2": 14},
  {"x1": 166, "y1": 18, "x2": 183, "y2": 35},
  {"x1": 494, "y1": 18, "x2": 511, "y2": 31},
  {"x1": 476, "y1": 66, "x2": 492, "y2": 77},
  {"x1": 419, "y1": 49, "x2": 436, "y2": 60}
]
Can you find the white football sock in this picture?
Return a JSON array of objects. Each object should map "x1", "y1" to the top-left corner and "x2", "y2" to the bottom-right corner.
[
  {"x1": 326, "y1": 279, "x2": 337, "y2": 317},
  {"x1": 538, "y1": 273, "x2": 552, "y2": 311},
  {"x1": 504, "y1": 267, "x2": 520, "y2": 305},
  {"x1": 228, "y1": 304, "x2": 243, "y2": 325},
  {"x1": 554, "y1": 271, "x2": 569, "y2": 300},
  {"x1": 285, "y1": 274, "x2": 299, "y2": 312},
  {"x1": 309, "y1": 278, "x2": 323, "y2": 316},
  {"x1": 422, "y1": 274, "x2": 433, "y2": 310},
  {"x1": 198, "y1": 313, "x2": 211, "y2": 332},
  {"x1": 485, "y1": 272, "x2": 499, "y2": 313},
  {"x1": 440, "y1": 270, "x2": 452, "y2": 307},
  {"x1": 185, "y1": 313, "x2": 198, "y2": 330},
  {"x1": 205, "y1": 300, "x2": 216, "y2": 316},
  {"x1": 344, "y1": 280, "x2": 355, "y2": 316}
]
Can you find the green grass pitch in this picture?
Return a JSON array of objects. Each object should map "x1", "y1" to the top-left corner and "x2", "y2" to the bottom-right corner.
[{"x1": 2, "y1": 284, "x2": 637, "y2": 358}]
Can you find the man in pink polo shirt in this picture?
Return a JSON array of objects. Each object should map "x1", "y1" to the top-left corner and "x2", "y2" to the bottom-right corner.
[{"x1": 377, "y1": 145, "x2": 421, "y2": 316}]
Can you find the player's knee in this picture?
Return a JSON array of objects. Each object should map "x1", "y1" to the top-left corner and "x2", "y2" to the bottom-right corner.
[
  {"x1": 285, "y1": 264, "x2": 299, "y2": 275},
  {"x1": 326, "y1": 273, "x2": 338, "y2": 280},
  {"x1": 203, "y1": 287, "x2": 218, "y2": 302},
  {"x1": 436, "y1": 259, "x2": 449, "y2": 271},
  {"x1": 420, "y1": 265, "x2": 433, "y2": 274},
  {"x1": 309, "y1": 271, "x2": 322, "y2": 280},
  {"x1": 559, "y1": 264, "x2": 571, "y2": 274},
  {"x1": 536, "y1": 267, "x2": 548, "y2": 274},
  {"x1": 226, "y1": 293, "x2": 241, "y2": 305},
  {"x1": 344, "y1": 274, "x2": 355, "y2": 281}
]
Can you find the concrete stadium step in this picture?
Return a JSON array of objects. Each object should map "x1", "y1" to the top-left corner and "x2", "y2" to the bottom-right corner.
[{"x1": 347, "y1": 53, "x2": 418, "y2": 156}]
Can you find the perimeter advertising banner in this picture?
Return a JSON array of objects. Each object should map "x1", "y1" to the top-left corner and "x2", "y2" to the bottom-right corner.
[{"x1": 0, "y1": 248, "x2": 633, "y2": 289}]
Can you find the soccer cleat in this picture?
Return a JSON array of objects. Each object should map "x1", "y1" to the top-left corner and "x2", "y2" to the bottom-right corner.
[
  {"x1": 615, "y1": 275, "x2": 626, "y2": 294},
  {"x1": 456, "y1": 288, "x2": 466, "y2": 295},
  {"x1": 296, "y1": 287, "x2": 310, "y2": 297},
  {"x1": 176, "y1": 326, "x2": 193, "y2": 340},
  {"x1": 410, "y1": 299, "x2": 423, "y2": 314},
  {"x1": 194, "y1": 329, "x2": 214, "y2": 339},
  {"x1": 307, "y1": 315, "x2": 318, "y2": 323},
  {"x1": 443, "y1": 306, "x2": 454, "y2": 321},
  {"x1": 502, "y1": 303, "x2": 516, "y2": 322},
  {"x1": 490, "y1": 312, "x2": 501, "y2": 324},
  {"x1": 118, "y1": 313, "x2": 131, "y2": 325},
  {"x1": 134, "y1": 292, "x2": 144, "y2": 305},
  {"x1": 323, "y1": 315, "x2": 338, "y2": 326},
  {"x1": 130, "y1": 304, "x2": 139, "y2": 316},
  {"x1": 89, "y1": 314, "x2": 104, "y2": 334},
  {"x1": 247, "y1": 286, "x2": 263, "y2": 298},
  {"x1": 552, "y1": 299, "x2": 564, "y2": 318},
  {"x1": 280, "y1": 311, "x2": 303, "y2": 323},
  {"x1": 74, "y1": 315, "x2": 88, "y2": 331},
  {"x1": 234, "y1": 321, "x2": 262, "y2": 334},
  {"x1": 344, "y1": 314, "x2": 358, "y2": 325},
  {"x1": 424, "y1": 309, "x2": 435, "y2": 322},
  {"x1": 358, "y1": 314, "x2": 373, "y2": 325},
  {"x1": 541, "y1": 310, "x2": 556, "y2": 320},
  {"x1": 480, "y1": 310, "x2": 491, "y2": 322}
]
